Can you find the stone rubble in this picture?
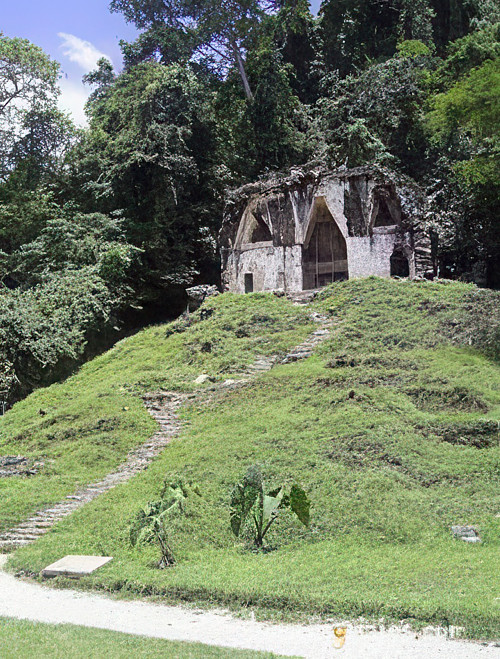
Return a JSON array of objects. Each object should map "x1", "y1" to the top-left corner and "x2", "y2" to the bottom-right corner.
[
  {"x1": 0, "y1": 456, "x2": 43, "y2": 478},
  {"x1": 186, "y1": 284, "x2": 219, "y2": 312},
  {"x1": 451, "y1": 526, "x2": 481, "y2": 543}
]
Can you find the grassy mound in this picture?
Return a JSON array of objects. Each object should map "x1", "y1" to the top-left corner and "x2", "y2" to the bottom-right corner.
[
  {"x1": 0, "y1": 294, "x2": 313, "y2": 532},
  {"x1": 3, "y1": 278, "x2": 500, "y2": 638}
]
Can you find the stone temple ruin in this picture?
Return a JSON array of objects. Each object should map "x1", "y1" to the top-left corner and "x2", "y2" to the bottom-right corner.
[{"x1": 220, "y1": 166, "x2": 433, "y2": 293}]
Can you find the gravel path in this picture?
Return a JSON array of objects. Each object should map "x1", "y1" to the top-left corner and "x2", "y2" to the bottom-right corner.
[{"x1": 0, "y1": 556, "x2": 497, "y2": 658}]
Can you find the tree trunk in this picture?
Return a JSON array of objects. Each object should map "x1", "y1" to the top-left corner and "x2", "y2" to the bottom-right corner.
[{"x1": 232, "y1": 42, "x2": 253, "y2": 101}]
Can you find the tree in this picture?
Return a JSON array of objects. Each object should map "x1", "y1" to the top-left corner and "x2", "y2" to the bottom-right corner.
[
  {"x1": 0, "y1": 34, "x2": 60, "y2": 179},
  {"x1": 0, "y1": 187, "x2": 57, "y2": 257},
  {"x1": 261, "y1": 0, "x2": 320, "y2": 103},
  {"x1": 110, "y1": 0, "x2": 281, "y2": 100},
  {"x1": 83, "y1": 57, "x2": 116, "y2": 106},
  {"x1": 426, "y1": 56, "x2": 500, "y2": 286},
  {"x1": 318, "y1": 0, "x2": 493, "y2": 77},
  {"x1": 319, "y1": 0, "x2": 402, "y2": 77},
  {"x1": 75, "y1": 61, "x2": 222, "y2": 303},
  {"x1": 219, "y1": 43, "x2": 309, "y2": 178},
  {"x1": 316, "y1": 48, "x2": 433, "y2": 171},
  {"x1": 429, "y1": 0, "x2": 496, "y2": 52},
  {"x1": 11, "y1": 209, "x2": 141, "y2": 296},
  {"x1": 8, "y1": 108, "x2": 78, "y2": 189},
  {"x1": 0, "y1": 269, "x2": 118, "y2": 403}
]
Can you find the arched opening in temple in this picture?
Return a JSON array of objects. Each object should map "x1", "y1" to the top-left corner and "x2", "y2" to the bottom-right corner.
[
  {"x1": 390, "y1": 248, "x2": 410, "y2": 277},
  {"x1": 249, "y1": 215, "x2": 272, "y2": 242},
  {"x1": 373, "y1": 196, "x2": 395, "y2": 227},
  {"x1": 303, "y1": 197, "x2": 348, "y2": 289},
  {"x1": 237, "y1": 212, "x2": 273, "y2": 246}
]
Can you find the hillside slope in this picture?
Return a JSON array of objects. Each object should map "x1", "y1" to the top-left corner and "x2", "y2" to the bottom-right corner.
[{"x1": 2, "y1": 278, "x2": 500, "y2": 639}]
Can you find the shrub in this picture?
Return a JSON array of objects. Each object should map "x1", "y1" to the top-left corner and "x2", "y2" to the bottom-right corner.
[
  {"x1": 230, "y1": 465, "x2": 310, "y2": 549},
  {"x1": 130, "y1": 480, "x2": 200, "y2": 568}
]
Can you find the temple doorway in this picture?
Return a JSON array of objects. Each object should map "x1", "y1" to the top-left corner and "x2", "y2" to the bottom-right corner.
[
  {"x1": 390, "y1": 248, "x2": 410, "y2": 277},
  {"x1": 303, "y1": 198, "x2": 348, "y2": 289}
]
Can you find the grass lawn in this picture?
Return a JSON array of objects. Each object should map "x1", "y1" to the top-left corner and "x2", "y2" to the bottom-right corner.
[
  {"x1": 3, "y1": 278, "x2": 500, "y2": 639},
  {"x1": 0, "y1": 617, "x2": 285, "y2": 658}
]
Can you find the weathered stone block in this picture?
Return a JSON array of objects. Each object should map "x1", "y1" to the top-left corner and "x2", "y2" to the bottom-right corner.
[
  {"x1": 186, "y1": 285, "x2": 219, "y2": 311},
  {"x1": 42, "y1": 555, "x2": 113, "y2": 578},
  {"x1": 451, "y1": 526, "x2": 481, "y2": 543}
]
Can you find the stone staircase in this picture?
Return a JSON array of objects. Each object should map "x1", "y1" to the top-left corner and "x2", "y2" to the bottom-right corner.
[
  {"x1": 0, "y1": 394, "x2": 189, "y2": 551},
  {"x1": 281, "y1": 325, "x2": 332, "y2": 364},
  {"x1": 0, "y1": 306, "x2": 333, "y2": 552},
  {"x1": 286, "y1": 289, "x2": 321, "y2": 305}
]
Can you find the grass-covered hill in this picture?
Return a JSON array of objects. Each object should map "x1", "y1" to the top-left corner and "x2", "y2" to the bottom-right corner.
[{"x1": 2, "y1": 278, "x2": 499, "y2": 639}]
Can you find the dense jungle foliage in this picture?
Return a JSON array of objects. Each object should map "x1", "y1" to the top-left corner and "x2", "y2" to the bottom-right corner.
[{"x1": 0, "y1": 1, "x2": 499, "y2": 402}]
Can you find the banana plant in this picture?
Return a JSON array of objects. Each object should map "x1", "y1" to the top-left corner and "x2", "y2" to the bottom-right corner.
[
  {"x1": 230, "y1": 465, "x2": 310, "y2": 548},
  {"x1": 130, "y1": 480, "x2": 200, "y2": 568}
]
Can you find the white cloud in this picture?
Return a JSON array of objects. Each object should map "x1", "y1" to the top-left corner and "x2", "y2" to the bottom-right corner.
[
  {"x1": 58, "y1": 32, "x2": 113, "y2": 72},
  {"x1": 58, "y1": 77, "x2": 90, "y2": 127}
]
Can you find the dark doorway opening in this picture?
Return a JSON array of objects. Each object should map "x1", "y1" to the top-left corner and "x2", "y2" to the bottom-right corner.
[
  {"x1": 303, "y1": 198, "x2": 348, "y2": 289},
  {"x1": 244, "y1": 273, "x2": 254, "y2": 293},
  {"x1": 390, "y1": 249, "x2": 410, "y2": 277}
]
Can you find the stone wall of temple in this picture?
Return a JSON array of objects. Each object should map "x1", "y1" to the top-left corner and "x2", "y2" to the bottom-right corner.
[{"x1": 220, "y1": 166, "x2": 433, "y2": 293}]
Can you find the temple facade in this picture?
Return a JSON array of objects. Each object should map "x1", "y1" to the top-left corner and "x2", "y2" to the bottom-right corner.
[{"x1": 220, "y1": 166, "x2": 433, "y2": 293}]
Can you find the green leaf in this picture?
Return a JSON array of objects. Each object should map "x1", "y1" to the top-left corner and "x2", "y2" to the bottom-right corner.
[
  {"x1": 290, "y1": 484, "x2": 310, "y2": 527},
  {"x1": 262, "y1": 487, "x2": 284, "y2": 529},
  {"x1": 230, "y1": 465, "x2": 262, "y2": 537}
]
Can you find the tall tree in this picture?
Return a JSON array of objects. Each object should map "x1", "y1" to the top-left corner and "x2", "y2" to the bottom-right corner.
[
  {"x1": 110, "y1": 0, "x2": 281, "y2": 99},
  {"x1": 426, "y1": 54, "x2": 500, "y2": 286},
  {"x1": 0, "y1": 34, "x2": 60, "y2": 179},
  {"x1": 319, "y1": 0, "x2": 402, "y2": 77},
  {"x1": 76, "y1": 61, "x2": 223, "y2": 303}
]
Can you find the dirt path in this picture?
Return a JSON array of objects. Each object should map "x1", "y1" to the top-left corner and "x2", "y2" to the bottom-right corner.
[{"x1": 0, "y1": 556, "x2": 496, "y2": 658}]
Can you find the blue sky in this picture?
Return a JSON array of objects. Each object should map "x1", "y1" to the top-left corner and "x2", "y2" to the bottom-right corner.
[{"x1": 2, "y1": 0, "x2": 321, "y2": 125}]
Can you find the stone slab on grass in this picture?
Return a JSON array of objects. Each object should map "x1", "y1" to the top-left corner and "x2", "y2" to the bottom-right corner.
[
  {"x1": 42, "y1": 555, "x2": 113, "y2": 579},
  {"x1": 451, "y1": 526, "x2": 481, "y2": 543}
]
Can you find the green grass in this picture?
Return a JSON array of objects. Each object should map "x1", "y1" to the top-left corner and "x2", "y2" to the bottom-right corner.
[
  {"x1": 3, "y1": 278, "x2": 500, "y2": 639},
  {"x1": 0, "y1": 293, "x2": 313, "y2": 533},
  {"x1": 0, "y1": 618, "x2": 285, "y2": 658}
]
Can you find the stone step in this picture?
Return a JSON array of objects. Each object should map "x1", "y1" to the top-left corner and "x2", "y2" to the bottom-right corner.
[
  {"x1": 285, "y1": 350, "x2": 313, "y2": 358},
  {"x1": 1, "y1": 532, "x2": 42, "y2": 540},
  {"x1": 42, "y1": 506, "x2": 74, "y2": 514},
  {"x1": 15, "y1": 522, "x2": 51, "y2": 531},
  {"x1": 21, "y1": 520, "x2": 54, "y2": 528},
  {"x1": 0, "y1": 539, "x2": 32, "y2": 548},
  {"x1": 11, "y1": 531, "x2": 47, "y2": 539}
]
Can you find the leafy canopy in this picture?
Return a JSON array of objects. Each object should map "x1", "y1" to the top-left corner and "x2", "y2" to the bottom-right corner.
[
  {"x1": 0, "y1": 34, "x2": 61, "y2": 180},
  {"x1": 110, "y1": 0, "x2": 281, "y2": 98}
]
